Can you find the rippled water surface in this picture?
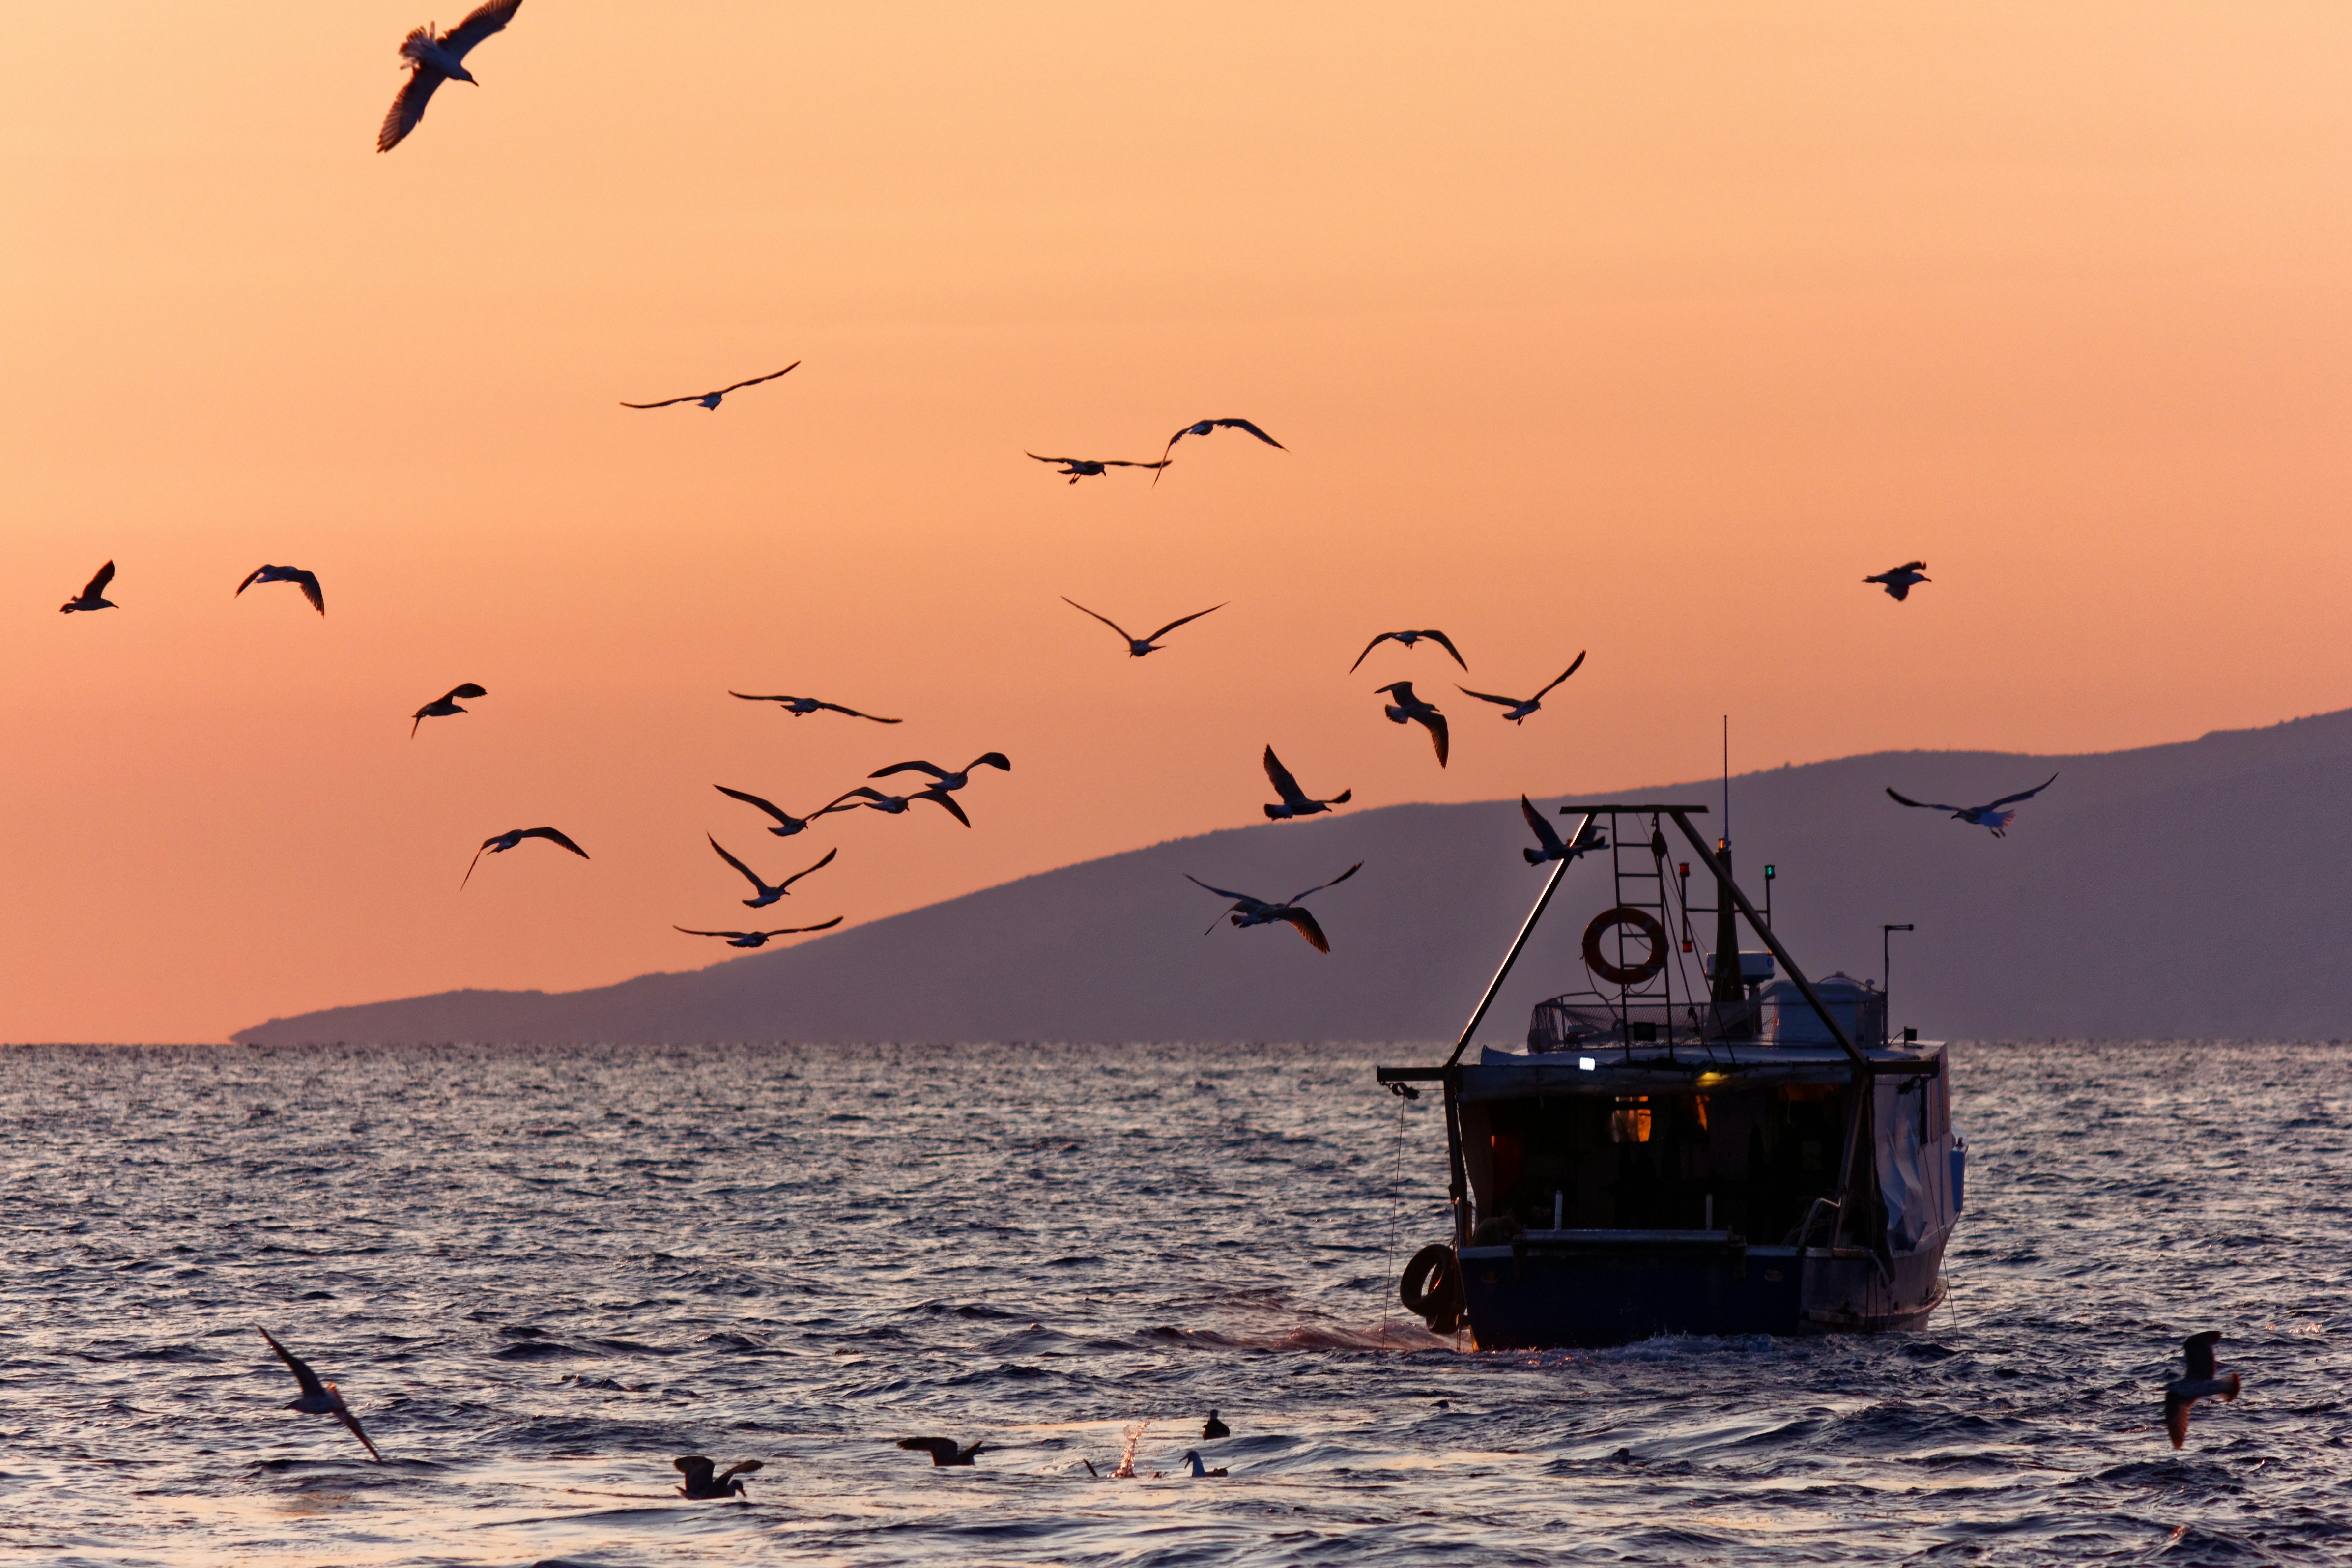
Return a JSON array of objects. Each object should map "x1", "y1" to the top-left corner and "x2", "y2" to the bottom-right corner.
[{"x1": 1, "y1": 1040, "x2": 2345, "y2": 1566}]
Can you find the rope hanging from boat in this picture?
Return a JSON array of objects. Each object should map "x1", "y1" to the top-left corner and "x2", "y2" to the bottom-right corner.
[{"x1": 1581, "y1": 905, "x2": 1668, "y2": 987}]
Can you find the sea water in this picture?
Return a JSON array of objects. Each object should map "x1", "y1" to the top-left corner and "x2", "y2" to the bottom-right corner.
[{"x1": 0, "y1": 1040, "x2": 2342, "y2": 1565}]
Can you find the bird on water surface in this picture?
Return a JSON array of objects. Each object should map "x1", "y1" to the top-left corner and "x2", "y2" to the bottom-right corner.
[
  {"x1": 1186, "y1": 861, "x2": 1363, "y2": 954},
  {"x1": 59, "y1": 561, "x2": 117, "y2": 614},
  {"x1": 1262, "y1": 746, "x2": 1350, "y2": 820},
  {"x1": 1027, "y1": 452, "x2": 1170, "y2": 484},
  {"x1": 2163, "y1": 1331, "x2": 2242, "y2": 1449},
  {"x1": 674, "y1": 1455, "x2": 763, "y2": 1498},
  {"x1": 410, "y1": 683, "x2": 487, "y2": 737},
  {"x1": 707, "y1": 836, "x2": 835, "y2": 908},
  {"x1": 674, "y1": 920, "x2": 841, "y2": 948},
  {"x1": 1375, "y1": 682, "x2": 1450, "y2": 767},
  {"x1": 622, "y1": 362, "x2": 799, "y2": 412},
  {"x1": 1202, "y1": 1410, "x2": 1230, "y2": 1440},
  {"x1": 729, "y1": 691, "x2": 901, "y2": 723},
  {"x1": 1864, "y1": 561, "x2": 1930, "y2": 601},
  {"x1": 1520, "y1": 797, "x2": 1606, "y2": 867},
  {"x1": 713, "y1": 784, "x2": 852, "y2": 838},
  {"x1": 1457, "y1": 651, "x2": 1586, "y2": 725},
  {"x1": 1061, "y1": 597, "x2": 1225, "y2": 658},
  {"x1": 898, "y1": 1436, "x2": 987, "y2": 1466},
  {"x1": 1180, "y1": 1449, "x2": 1228, "y2": 1478},
  {"x1": 1350, "y1": 628, "x2": 1466, "y2": 674},
  {"x1": 462, "y1": 826, "x2": 589, "y2": 887},
  {"x1": 377, "y1": 0, "x2": 524, "y2": 153},
  {"x1": 236, "y1": 565, "x2": 325, "y2": 615},
  {"x1": 256, "y1": 1327, "x2": 382, "y2": 1462},
  {"x1": 1885, "y1": 773, "x2": 2058, "y2": 837}
]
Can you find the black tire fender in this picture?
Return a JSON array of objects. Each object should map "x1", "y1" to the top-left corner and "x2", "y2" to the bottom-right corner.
[{"x1": 1399, "y1": 1242, "x2": 1465, "y2": 1333}]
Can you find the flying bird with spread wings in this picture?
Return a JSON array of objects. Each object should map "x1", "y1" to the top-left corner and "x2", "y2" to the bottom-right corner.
[
  {"x1": 236, "y1": 565, "x2": 325, "y2": 615},
  {"x1": 622, "y1": 362, "x2": 799, "y2": 411},
  {"x1": 462, "y1": 826, "x2": 588, "y2": 887},
  {"x1": 1153, "y1": 417, "x2": 1285, "y2": 483},
  {"x1": 1186, "y1": 861, "x2": 1362, "y2": 954},
  {"x1": 1350, "y1": 628, "x2": 1466, "y2": 674},
  {"x1": 1885, "y1": 773, "x2": 2057, "y2": 837},
  {"x1": 256, "y1": 1327, "x2": 383, "y2": 1462},
  {"x1": 411, "y1": 683, "x2": 487, "y2": 737},
  {"x1": 2162, "y1": 1331, "x2": 2242, "y2": 1449},
  {"x1": 60, "y1": 561, "x2": 118, "y2": 614},
  {"x1": 1061, "y1": 597, "x2": 1224, "y2": 657},
  {"x1": 869, "y1": 753, "x2": 1010, "y2": 797},
  {"x1": 674, "y1": 919, "x2": 842, "y2": 948},
  {"x1": 825, "y1": 784, "x2": 974, "y2": 826},
  {"x1": 1261, "y1": 746, "x2": 1350, "y2": 821},
  {"x1": 1520, "y1": 798, "x2": 1606, "y2": 866},
  {"x1": 1458, "y1": 652, "x2": 1585, "y2": 724},
  {"x1": 1375, "y1": 682, "x2": 1450, "y2": 767},
  {"x1": 713, "y1": 784, "x2": 853, "y2": 838},
  {"x1": 898, "y1": 1436, "x2": 988, "y2": 1467},
  {"x1": 1864, "y1": 561, "x2": 1930, "y2": 601},
  {"x1": 729, "y1": 691, "x2": 901, "y2": 723},
  {"x1": 377, "y1": 0, "x2": 524, "y2": 153},
  {"x1": 1028, "y1": 453, "x2": 1169, "y2": 484},
  {"x1": 674, "y1": 1456, "x2": 764, "y2": 1499},
  {"x1": 707, "y1": 837, "x2": 836, "y2": 909}
]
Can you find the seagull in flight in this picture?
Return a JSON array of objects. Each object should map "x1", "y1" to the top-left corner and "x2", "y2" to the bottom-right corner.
[
  {"x1": 1027, "y1": 453, "x2": 1170, "y2": 484},
  {"x1": 869, "y1": 753, "x2": 1011, "y2": 797},
  {"x1": 708, "y1": 836, "x2": 835, "y2": 908},
  {"x1": 377, "y1": 0, "x2": 524, "y2": 154},
  {"x1": 826, "y1": 785, "x2": 973, "y2": 827},
  {"x1": 1061, "y1": 597, "x2": 1224, "y2": 657},
  {"x1": 714, "y1": 784, "x2": 852, "y2": 838},
  {"x1": 462, "y1": 825, "x2": 588, "y2": 887},
  {"x1": 1262, "y1": 746, "x2": 1350, "y2": 820},
  {"x1": 1375, "y1": 682, "x2": 1449, "y2": 767},
  {"x1": 1350, "y1": 628, "x2": 1466, "y2": 674},
  {"x1": 1864, "y1": 561, "x2": 1929, "y2": 601},
  {"x1": 622, "y1": 361, "x2": 799, "y2": 412},
  {"x1": 1185, "y1": 861, "x2": 1362, "y2": 953},
  {"x1": 1520, "y1": 797, "x2": 1606, "y2": 866},
  {"x1": 674, "y1": 919, "x2": 842, "y2": 948},
  {"x1": 256, "y1": 1327, "x2": 382, "y2": 1462},
  {"x1": 2163, "y1": 1331, "x2": 2242, "y2": 1449},
  {"x1": 411, "y1": 682, "x2": 486, "y2": 737},
  {"x1": 1154, "y1": 417, "x2": 1285, "y2": 483},
  {"x1": 898, "y1": 1437, "x2": 988, "y2": 1467},
  {"x1": 674, "y1": 1456, "x2": 763, "y2": 1499},
  {"x1": 60, "y1": 561, "x2": 118, "y2": 614},
  {"x1": 237, "y1": 565, "x2": 324, "y2": 615},
  {"x1": 729, "y1": 691, "x2": 901, "y2": 723},
  {"x1": 1457, "y1": 652, "x2": 1585, "y2": 724},
  {"x1": 1885, "y1": 773, "x2": 2057, "y2": 837}
]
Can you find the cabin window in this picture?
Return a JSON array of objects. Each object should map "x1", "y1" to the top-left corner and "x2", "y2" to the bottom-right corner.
[{"x1": 1609, "y1": 1096, "x2": 1652, "y2": 1143}]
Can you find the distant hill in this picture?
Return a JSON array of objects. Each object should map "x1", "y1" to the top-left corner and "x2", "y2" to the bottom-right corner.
[{"x1": 234, "y1": 709, "x2": 2352, "y2": 1045}]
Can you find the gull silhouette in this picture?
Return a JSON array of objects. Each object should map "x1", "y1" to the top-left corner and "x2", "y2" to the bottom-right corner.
[
  {"x1": 2163, "y1": 1331, "x2": 2242, "y2": 1449},
  {"x1": 729, "y1": 691, "x2": 901, "y2": 723},
  {"x1": 1154, "y1": 417, "x2": 1285, "y2": 483},
  {"x1": 826, "y1": 784, "x2": 972, "y2": 827},
  {"x1": 411, "y1": 682, "x2": 486, "y2": 737},
  {"x1": 1375, "y1": 682, "x2": 1449, "y2": 767},
  {"x1": 1520, "y1": 797, "x2": 1606, "y2": 866},
  {"x1": 1885, "y1": 773, "x2": 2057, "y2": 837},
  {"x1": 1262, "y1": 746, "x2": 1350, "y2": 820},
  {"x1": 869, "y1": 753, "x2": 1011, "y2": 798},
  {"x1": 674, "y1": 920, "x2": 841, "y2": 948},
  {"x1": 1202, "y1": 1410, "x2": 1230, "y2": 1440},
  {"x1": 237, "y1": 565, "x2": 324, "y2": 615},
  {"x1": 714, "y1": 784, "x2": 853, "y2": 838},
  {"x1": 1027, "y1": 452, "x2": 1170, "y2": 484},
  {"x1": 707, "y1": 836, "x2": 835, "y2": 908},
  {"x1": 256, "y1": 1327, "x2": 382, "y2": 1462},
  {"x1": 462, "y1": 826, "x2": 588, "y2": 887},
  {"x1": 622, "y1": 362, "x2": 799, "y2": 411},
  {"x1": 1457, "y1": 652, "x2": 1585, "y2": 724},
  {"x1": 1061, "y1": 597, "x2": 1224, "y2": 657},
  {"x1": 60, "y1": 561, "x2": 117, "y2": 614},
  {"x1": 1350, "y1": 628, "x2": 1466, "y2": 674},
  {"x1": 378, "y1": 0, "x2": 524, "y2": 153},
  {"x1": 1864, "y1": 560, "x2": 1929, "y2": 601},
  {"x1": 674, "y1": 1455, "x2": 763, "y2": 1498},
  {"x1": 1185, "y1": 861, "x2": 1362, "y2": 954},
  {"x1": 898, "y1": 1437, "x2": 987, "y2": 1466}
]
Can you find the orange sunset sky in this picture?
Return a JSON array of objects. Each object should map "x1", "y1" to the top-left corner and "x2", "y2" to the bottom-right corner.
[{"x1": 6, "y1": 3, "x2": 2351, "y2": 1043}]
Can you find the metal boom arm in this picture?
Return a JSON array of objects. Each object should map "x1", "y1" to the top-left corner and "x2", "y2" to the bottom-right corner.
[{"x1": 1443, "y1": 814, "x2": 1592, "y2": 1068}]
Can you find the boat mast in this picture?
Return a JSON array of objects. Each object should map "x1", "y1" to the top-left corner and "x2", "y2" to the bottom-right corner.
[{"x1": 1711, "y1": 719, "x2": 1743, "y2": 1010}]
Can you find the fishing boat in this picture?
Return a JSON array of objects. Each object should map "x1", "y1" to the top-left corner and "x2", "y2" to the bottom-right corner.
[{"x1": 1377, "y1": 803, "x2": 1964, "y2": 1348}]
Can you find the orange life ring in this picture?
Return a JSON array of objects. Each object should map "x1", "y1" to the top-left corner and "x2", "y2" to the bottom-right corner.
[{"x1": 1582, "y1": 906, "x2": 1667, "y2": 987}]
